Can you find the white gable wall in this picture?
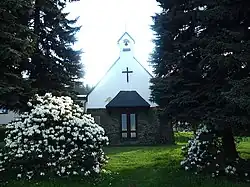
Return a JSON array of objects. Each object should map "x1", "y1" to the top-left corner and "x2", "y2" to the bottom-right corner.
[
  {"x1": 87, "y1": 33, "x2": 157, "y2": 109},
  {"x1": 0, "y1": 111, "x2": 19, "y2": 125}
]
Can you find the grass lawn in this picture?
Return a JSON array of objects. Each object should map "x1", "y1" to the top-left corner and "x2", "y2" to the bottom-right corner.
[{"x1": 5, "y1": 134, "x2": 250, "y2": 187}]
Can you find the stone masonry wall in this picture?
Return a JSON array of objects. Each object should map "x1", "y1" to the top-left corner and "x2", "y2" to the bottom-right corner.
[{"x1": 87, "y1": 108, "x2": 160, "y2": 145}]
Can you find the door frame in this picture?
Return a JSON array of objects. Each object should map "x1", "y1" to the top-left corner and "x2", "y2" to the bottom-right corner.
[{"x1": 120, "y1": 108, "x2": 138, "y2": 141}]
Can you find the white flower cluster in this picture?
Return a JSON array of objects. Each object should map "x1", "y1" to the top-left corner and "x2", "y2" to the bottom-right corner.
[
  {"x1": 180, "y1": 125, "x2": 223, "y2": 176},
  {"x1": 225, "y1": 165, "x2": 236, "y2": 175},
  {"x1": 224, "y1": 162, "x2": 250, "y2": 180},
  {"x1": 180, "y1": 125, "x2": 250, "y2": 181},
  {"x1": 0, "y1": 93, "x2": 109, "y2": 180}
]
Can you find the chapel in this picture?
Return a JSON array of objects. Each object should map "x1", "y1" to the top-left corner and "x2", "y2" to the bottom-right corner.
[{"x1": 86, "y1": 32, "x2": 161, "y2": 145}]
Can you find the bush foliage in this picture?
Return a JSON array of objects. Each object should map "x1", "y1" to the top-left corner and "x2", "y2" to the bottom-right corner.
[
  {"x1": 181, "y1": 125, "x2": 250, "y2": 181},
  {"x1": 0, "y1": 93, "x2": 109, "y2": 180}
]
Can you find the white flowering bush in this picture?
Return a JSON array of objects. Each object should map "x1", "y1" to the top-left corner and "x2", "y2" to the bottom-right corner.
[
  {"x1": 181, "y1": 125, "x2": 223, "y2": 175},
  {"x1": 0, "y1": 93, "x2": 109, "y2": 180},
  {"x1": 181, "y1": 125, "x2": 250, "y2": 181}
]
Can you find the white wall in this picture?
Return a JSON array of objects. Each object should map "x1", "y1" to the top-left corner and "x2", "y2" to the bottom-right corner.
[{"x1": 0, "y1": 111, "x2": 19, "y2": 125}]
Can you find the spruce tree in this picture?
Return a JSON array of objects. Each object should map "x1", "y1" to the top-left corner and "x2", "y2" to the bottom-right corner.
[
  {"x1": 0, "y1": 0, "x2": 34, "y2": 111},
  {"x1": 195, "y1": 0, "x2": 250, "y2": 158},
  {"x1": 150, "y1": 0, "x2": 204, "y2": 144},
  {"x1": 27, "y1": 0, "x2": 83, "y2": 97},
  {"x1": 151, "y1": 0, "x2": 250, "y2": 160}
]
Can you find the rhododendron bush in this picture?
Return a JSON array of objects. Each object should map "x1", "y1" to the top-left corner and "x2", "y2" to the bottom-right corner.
[
  {"x1": 181, "y1": 125, "x2": 250, "y2": 181},
  {"x1": 0, "y1": 93, "x2": 109, "y2": 180}
]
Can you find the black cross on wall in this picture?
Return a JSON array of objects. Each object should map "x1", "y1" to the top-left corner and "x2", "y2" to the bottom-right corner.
[{"x1": 122, "y1": 67, "x2": 133, "y2": 83}]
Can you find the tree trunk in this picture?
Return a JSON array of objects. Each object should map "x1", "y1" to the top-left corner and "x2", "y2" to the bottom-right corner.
[
  {"x1": 158, "y1": 115, "x2": 175, "y2": 144},
  {"x1": 167, "y1": 120, "x2": 175, "y2": 144},
  {"x1": 192, "y1": 123, "x2": 197, "y2": 135},
  {"x1": 34, "y1": 0, "x2": 41, "y2": 50},
  {"x1": 221, "y1": 125, "x2": 238, "y2": 161}
]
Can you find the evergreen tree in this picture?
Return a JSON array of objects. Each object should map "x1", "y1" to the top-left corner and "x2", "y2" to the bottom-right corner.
[
  {"x1": 196, "y1": 0, "x2": 250, "y2": 158},
  {"x1": 151, "y1": 0, "x2": 250, "y2": 160},
  {"x1": 0, "y1": 0, "x2": 34, "y2": 111},
  {"x1": 223, "y1": 79, "x2": 250, "y2": 136},
  {"x1": 73, "y1": 82, "x2": 93, "y2": 95},
  {"x1": 0, "y1": 0, "x2": 83, "y2": 111},
  {"x1": 150, "y1": 0, "x2": 204, "y2": 144},
  {"x1": 26, "y1": 0, "x2": 83, "y2": 97}
]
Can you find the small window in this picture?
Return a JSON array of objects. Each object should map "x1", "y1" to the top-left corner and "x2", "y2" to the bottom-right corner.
[
  {"x1": 131, "y1": 132, "x2": 137, "y2": 138},
  {"x1": 93, "y1": 116, "x2": 101, "y2": 125},
  {"x1": 122, "y1": 133, "x2": 127, "y2": 138},
  {"x1": 130, "y1": 114, "x2": 136, "y2": 131},
  {"x1": 121, "y1": 114, "x2": 127, "y2": 131},
  {"x1": 120, "y1": 113, "x2": 137, "y2": 140}
]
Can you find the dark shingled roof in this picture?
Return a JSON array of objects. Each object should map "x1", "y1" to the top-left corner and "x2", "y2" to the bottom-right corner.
[{"x1": 106, "y1": 91, "x2": 150, "y2": 108}]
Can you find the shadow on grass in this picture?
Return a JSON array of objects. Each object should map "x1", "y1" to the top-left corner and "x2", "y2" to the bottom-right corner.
[
  {"x1": 5, "y1": 164, "x2": 250, "y2": 187},
  {"x1": 96, "y1": 163, "x2": 250, "y2": 187}
]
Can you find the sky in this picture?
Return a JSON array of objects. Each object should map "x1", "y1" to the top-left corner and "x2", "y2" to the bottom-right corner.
[{"x1": 65, "y1": 0, "x2": 162, "y2": 86}]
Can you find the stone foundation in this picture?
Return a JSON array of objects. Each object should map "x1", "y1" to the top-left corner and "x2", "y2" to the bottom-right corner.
[{"x1": 87, "y1": 108, "x2": 160, "y2": 145}]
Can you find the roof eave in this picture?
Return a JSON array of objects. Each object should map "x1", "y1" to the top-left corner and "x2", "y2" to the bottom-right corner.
[
  {"x1": 86, "y1": 57, "x2": 120, "y2": 97},
  {"x1": 117, "y1": 32, "x2": 135, "y2": 44}
]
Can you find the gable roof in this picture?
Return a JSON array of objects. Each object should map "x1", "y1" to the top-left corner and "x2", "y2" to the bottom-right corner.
[
  {"x1": 106, "y1": 91, "x2": 150, "y2": 108},
  {"x1": 87, "y1": 57, "x2": 120, "y2": 97},
  {"x1": 87, "y1": 56, "x2": 154, "y2": 97},
  {"x1": 117, "y1": 32, "x2": 135, "y2": 44},
  {"x1": 133, "y1": 57, "x2": 154, "y2": 78}
]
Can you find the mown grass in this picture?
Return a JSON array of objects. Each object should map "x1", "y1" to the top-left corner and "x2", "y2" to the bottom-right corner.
[
  {"x1": 174, "y1": 131, "x2": 193, "y2": 143},
  {"x1": 4, "y1": 133, "x2": 250, "y2": 187}
]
